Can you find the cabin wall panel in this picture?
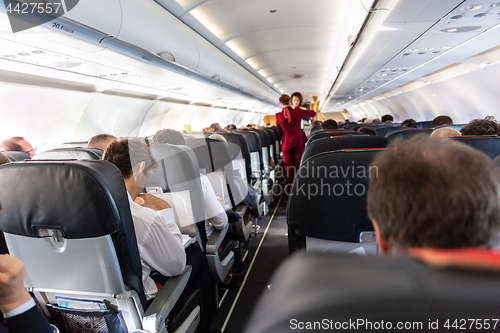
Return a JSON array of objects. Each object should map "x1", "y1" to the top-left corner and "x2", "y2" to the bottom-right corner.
[{"x1": 0, "y1": 83, "x2": 92, "y2": 149}]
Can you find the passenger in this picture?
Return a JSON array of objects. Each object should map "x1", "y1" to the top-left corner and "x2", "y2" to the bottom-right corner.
[
  {"x1": 152, "y1": 129, "x2": 229, "y2": 237},
  {"x1": 381, "y1": 114, "x2": 394, "y2": 123},
  {"x1": 103, "y1": 138, "x2": 212, "y2": 333},
  {"x1": 209, "y1": 123, "x2": 223, "y2": 132},
  {"x1": 0, "y1": 253, "x2": 53, "y2": 333},
  {"x1": 401, "y1": 118, "x2": 416, "y2": 126},
  {"x1": 320, "y1": 119, "x2": 338, "y2": 130},
  {"x1": 431, "y1": 115, "x2": 453, "y2": 128},
  {"x1": 87, "y1": 134, "x2": 117, "y2": 151},
  {"x1": 372, "y1": 118, "x2": 381, "y2": 123},
  {"x1": 357, "y1": 127, "x2": 377, "y2": 136},
  {"x1": 460, "y1": 116, "x2": 500, "y2": 136},
  {"x1": 276, "y1": 93, "x2": 316, "y2": 184},
  {"x1": 368, "y1": 136, "x2": 500, "y2": 254},
  {"x1": 430, "y1": 127, "x2": 461, "y2": 138},
  {"x1": 310, "y1": 120, "x2": 322, "y2": 134},
  {"x1": 0, "y1": 137, "x2": 35, "y2": 157},
  {"x1": 0, "y1": 153, "x2": 10, "y2": 166},
  {"x1": 225, "y1": 124, "x2": 237, "y2": 130}
]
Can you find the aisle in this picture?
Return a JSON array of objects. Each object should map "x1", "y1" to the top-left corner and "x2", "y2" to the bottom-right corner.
[{"x1": 211, "y1": 195, "x2": 290, "y2": 333}]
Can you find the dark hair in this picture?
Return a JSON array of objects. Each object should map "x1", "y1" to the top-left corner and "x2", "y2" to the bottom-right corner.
[
  {"x1": 372, "y1": 118, "x2": 381, "y2": 123},
  {"x1": 279, "y1": 94, "x2": 290, "y2": 106},
  {"x1": 225, "y1": 124, "x2": 237, "y2": 130},
  {"x1": 290, "y1": 92, "x2": 303, "y2": 106},
  {"x1": 0, "y1": 140, "x2": 22, "y2": 152},
  {"x1": 0, "y1": 153, "x2": 10, "y2": 165},
  {"x1": 401, "y1": 119, "x2": 416, "y2": 126},
  {"x1": 460, "y1": 116, "x2": 500, "y2": 136},
  {"x1": 102, "y1": 138, "x2": 157, "y2": 179},
  {"x1": 368, "y1": 136, "x2": 500, "y2": 250},
  {"x1": 209, "y1": 123, "x2": 222, "y2": 132},
  {"x1": 357, "y1": 127, "x2": 377, "y2": 136},
  {"x1": 88, "y1": 134, "x2": 117, "y2": 150},
  {"x1": 311, "y1": 120, "x2": 322, "y2": 128},
  {"x1": 152, "y1": 129, "x2": 186, "y2": 145},
  {"x1": 431, "y1": 115, "x2": 453, "y2": 128},
  {"x1": 381, "y1": 115, "x2": 394, "y2": 122},
  {"x1": 321, "y1": 119, "x2": 338, "y2": 130}
]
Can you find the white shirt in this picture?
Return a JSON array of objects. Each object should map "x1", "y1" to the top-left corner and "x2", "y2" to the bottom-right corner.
[
  {"x1": 200, "y1": 174, "x2": 228, "y2": 237},
  {"x1": 127, "y1": 193, "x2": 186, "y2": 300}
]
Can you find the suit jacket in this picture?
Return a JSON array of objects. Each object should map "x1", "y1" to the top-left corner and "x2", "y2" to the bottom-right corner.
[
  {"x1": 2, "y1": 305, "x2": 53, "y2": 333},
  {"x1": 275, "y1": 106, "x2": 316, "y2": 151}
]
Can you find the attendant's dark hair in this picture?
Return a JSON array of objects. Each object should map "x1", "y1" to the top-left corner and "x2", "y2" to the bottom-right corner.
[
  {"x1": 368, "y1": 136, "x2": 500, "y2": 250},
  {"x1": 102, "y1": 138, "x2": 157, "y2": 179},
  {"x1": 152, "y1": 129, "x2": 186, "y2": 145},
  {"x1": 290, "y1": 92, "x2": 303, "y2": 106},
  {"x1": 279, "y1": 94, "x2": 290, "y2": 105},
  {"x1": 460, "y1": 116, "x2": 500, "y2": 136}
]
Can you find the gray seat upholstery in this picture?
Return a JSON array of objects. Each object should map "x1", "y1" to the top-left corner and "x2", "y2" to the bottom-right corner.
[
  {"x1": 244, "y1": 251, "x2": 500, "y2": 333},
  {"x1": 0, "y1": 160, "x2": 199, "y2": 333},
  {"x1": 2, "y1": 151, "x2": 31, "y2": 161},
  {"x1": 33, "y1": 147, "x2": 103, "y2": 160}
]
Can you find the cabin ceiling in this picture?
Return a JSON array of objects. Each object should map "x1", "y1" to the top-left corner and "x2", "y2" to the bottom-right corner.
[{"x1": 155, "y1": 0, "x2": 374, "y2": 105}]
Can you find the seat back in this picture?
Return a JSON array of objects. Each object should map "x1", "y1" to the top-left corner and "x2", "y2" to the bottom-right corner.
[
  {"x1": 0, "y1": 160, "x2": 147, "y2": 328},
  {"x1": 2, "y1": 151, "x2": 31, "y2": 161},
  {"x1": 387, "y1": 128, "x2": 434, "y2": 141},
  {"x1": 236, "y1": 131, "x2": 263, "y2": 180},
  {"x1": 301, "y1": 136, "x2": 389, "y2": 165},
  {"x1": 243, "y1": 251, "x2": 500, "y2": 333},
  {"x1": 451, "y1": 135, "x2": 500, "y2": 159},
  {"x1": 374, "y1": 126, "x2": 404, "y2": 138},
  {"x1": 263, "y1": 128, "x2": 278, "y2": 165},
  {"x1": 411, "y1": 121, "x2": 433, "y2": 129},
  {"x1": 269, "y1": 126, "x2": 282, "y2": 159},
  {"x1": 288, "y1": 149, "x2": 383, "y2": 254},
  {"x1": 34, "y1": 147, "x2": 103, "y2": 160},
  {"x1": 308, "y1": 131, "x2": 364, "y2": 144},
  {"x1": 219, "y1": 132, "x2": 251, "y2": 184}
]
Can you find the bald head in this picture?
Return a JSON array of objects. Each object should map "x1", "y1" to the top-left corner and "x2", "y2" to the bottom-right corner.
[
  {"x1": 0, "y1": 137, "x2": 34, "y2": 157},
  {"x1": 88, "y1": 134, "x2": 117, "y2": 151},
  {"x1": 430, "y1": 128, "x2": 461, "y2": 138}
]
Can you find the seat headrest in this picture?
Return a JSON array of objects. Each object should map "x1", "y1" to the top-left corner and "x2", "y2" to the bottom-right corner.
[
  {"x1": 34, "y1": 148, "x2": 103, "y2": 160},
  {"x1": 2, "y1": 151, "x2": 31, "y2": 161},
  {"x1": 308, "y1": 131, "x2": 363, "y2": 144},
  {"x1": 250, "y1": 129, "x2": 270, "y2": 147},
  {"x1": 220, "y1": 133, "x2": 250, "y2": 159},
  {"x1": 0, "y1": 160, "x2": 131, "y2": 239},
  {"x1": 451, "y1": 136, "x2": 500, "y2": 159},
  {"x1": 236, "y1": 131, "x2": 262, "y2": 152},
  {"x1": 387, "y1": 129, "x2": 434, "y2": 140},
  {"x1": 184, "y1": 138, "x2": 232, "y2": 172}
]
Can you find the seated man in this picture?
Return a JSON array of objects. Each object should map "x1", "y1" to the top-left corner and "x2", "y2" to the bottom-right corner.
[
  {"x1": 460, "y1": 116, "x2": 500, "y2": 136},
  {"x1": 381, "y1": 114, "x2": 394, "y2": 123},
  {"x1": 103, "y1": 138, "x2": 212, "y2": 333},
  {"x1": 152, "y1": 129, "x2": 229, "y2": 237},
  {"x1": 367, "y1": 136, "x2": 500, "y2": 254},
  {"x1": 320, "y1": 119, "x2": 338, "y2": 130},
  {"x1": 430, "y1": 127, "x2": 461, "y2": 138},
  {"x1": 0, "y1": 137, "x2": 35, "y2": 157},
  {"x1": 87, "y1": 134, "x2": 117, "y2": 151}
]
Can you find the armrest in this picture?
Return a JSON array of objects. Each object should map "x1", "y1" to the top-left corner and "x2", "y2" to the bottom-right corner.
[
  {"x1": 205, "y1": 223, "x2": 229, "y2": 255},
  {"x1": 142, "y1": 266, "x2": 192, "y2": 332}
]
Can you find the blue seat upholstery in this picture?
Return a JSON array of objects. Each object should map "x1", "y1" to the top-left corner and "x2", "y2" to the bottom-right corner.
[
  {"x1": 308, "y1": 131, "x2": 364, "y2": 145},
  {"x1": 387, "y1": 128, "x2": 434, "y2": 141},
  {"x1": 451, "y1": 135, "x2": 500, "y2": 159}
]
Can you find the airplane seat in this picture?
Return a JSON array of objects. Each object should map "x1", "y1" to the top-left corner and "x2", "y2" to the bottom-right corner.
[
  {"x1": 386, "y1": 128, "x2": 434, "y2": 141},
  {"x1": 345, "y1": 124, "x2": 362, "y2": 131},
  {"x1": 219, "y1": 132, "x2": 252, "y2": 184},
  {"x1": 308, "y1": 131, "x2": 364, "y2": 145},
  {"x1": 33, "y1": 147, "x2": 104, "y2": 160},
  {"x1": 250, "y1": 129, "x2": 274, "y2": 204},
  {"x1": 374, "y1": 126, "x2": 404, "y2": 138},
  {"x1": 270, "y1": 126, "x2": 282, "y2": 161},
  {"x1": 243, "y1": 250, "x2": 500, "y2": 333},
  {"x1": 287, "y1": 149, "x2": 383, "y2": 255},
  {"x1": 410, "y1": 121, "x2": 433, "y2": 129},
  {"x1": 145, "y1": 144, "x2": 235, "y2": 309},
  {"x1": 0, "y1": 160, "x2": 200, "y2": 333},
  {"x1": 263, "y1": 127, "x2": 278, "y2": 167},
  {"x1": 2, "y1": 151, "x2": 31, "y2": 161},
  {"x1": 310, "y1": 125, "x2": 322, "y2": 134},
  {"x1": 300, "y1": 136, "x2": 389, "y2": 166},
  {"x1": 451, "y1": 135, "x2": 500, "y2": 159},
  {"x1": 236, "y1": 131, "x2": 264, "y2": 182}
]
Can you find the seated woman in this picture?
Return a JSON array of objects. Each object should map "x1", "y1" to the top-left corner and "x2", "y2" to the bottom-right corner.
[{"x1": 102, "y1": 138, "x2": 212, "y2": 333}]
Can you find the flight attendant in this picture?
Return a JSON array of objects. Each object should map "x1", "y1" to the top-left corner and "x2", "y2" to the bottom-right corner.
[{"x1": 275, "y1": 92, "x2": 316, "y2": 184}]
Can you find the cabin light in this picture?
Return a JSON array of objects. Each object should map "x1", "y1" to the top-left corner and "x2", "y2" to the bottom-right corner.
[
  {"x1": 462, "y1": 4, "x2": 482, "y2": 11},
  {"x1": 359, "y1": 88, "x2": 364, "y2": 91},
  {"x1": 225, "y1": 40, "x2": 245, "y2": 57},
  {"x1": 190, "y1": 9, "x2": 222, "y2": 37},
  {"x1": 451, "y1": 15, "x2": 465, "y2": 20},
  {"x1": 245, "y1": 58, "x2": 259, "y2": 69},
  {"x1": 490, "y1": 3, "x2": 500, "y2": 9},
  {"x1": 381, "y1": 73, "x2": 387, "y2": 76},
  {"x1": 447, "y1": 28, "x2": 458, "y2": 32},
  {"x1": 258, "y1": 70, "x2": 267, "y2": 77},
  {"x1": 378, "y1": 25, "x2": 398, "y2": 31}
]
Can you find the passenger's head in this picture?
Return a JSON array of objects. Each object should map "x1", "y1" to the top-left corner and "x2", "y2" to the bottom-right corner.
[
  {"x1": 357, "y1": 127, "x2": 377, "y2": 136},
  {"x1": 290, "y1": 92, "x2": 303, "y2": 107},
  {"x1": 401, "y1": 119, "x2": 416, "y2": 127},
  {"x1": 431, "y1": 115, "x2": 453, "y2": 128},
  {"x1": 372, "y1": 118, "x2": 381, "y2": 123},
  {"x1": 430, "y1": 128, "x2": 461, "y2": 138},
  {"x1": 225, "y1": 124, "x2": 237, "y2": 130},
  {"x1": 279, "y1": 94, "x2": 290, "y2": 107},
  {"x1": 0, "y1": 137, "x2": 35, "y2": 157},
  {"x1": 460, "y1": 116, "x2": 500, "y2": 136},
  {"x1": 381, "y1": 115, "x2": 394, "y2": 123},
  {"x1": 102, "y1": 138, "x2": 157, "y2": 195},
  {"x1": 321, "y1": 119, "x2": 338, "y2": 130},
  {"x1": 368, "y1": 136, "x2": 500, "y2": 254},
  {"x1": 88, "y1": 134, "x2": 117, "y2": 151},
  {"x1": 209, "y1": 133, "x2": 227, "y2": 142},
  {"x1": 152, "y1": 129, "x2": 186, "y2": 145},
  {"x1": 0, "y1": 153, "x2": 10, "y2": 165},
  {"x1": 311, "y1": 120, "x2": 322, "y2": 129},
  {"x1": 209, "y1": 123, "x2": 223, "y2": 132}
]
